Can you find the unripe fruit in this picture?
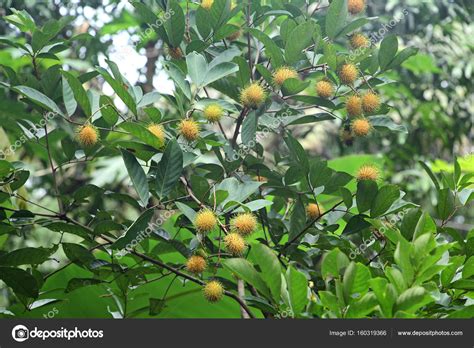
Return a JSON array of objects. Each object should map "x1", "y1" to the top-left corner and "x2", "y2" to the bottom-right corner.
[
  {"x1": 348, "y1": 0, "x2": 365, "y2": 15},
  {"x1": 362, "y1": 92, "x2": 380, "y2": 113},
  {"x1": 240, "y1": 83, "x2": 266, "y2": 108},
  {"x1": 201, "y1": 0, "x2": 214, "y2": 10},
  {"x1": 147, "y1": 123, "x2": 165, "y2": 146},
  {"x1": 231, "y1": 212, "x2": 257, "y2": 236},
  {"x1": 350, "y1": 33, "x2": 370, "y2": 49},
  {"x1": 203, "y1": 280, "x2": 224, "y2": 302},
  {"x1": 351, "y1": 118, "x2": 372, "y2": 137},
  {"x1": 346, "y1": 95, "x2": 363, "y2": 117},
  {"x1": 306, "y1": 203, "x2": 321, "y2": 220},
  {"x1": 179, "y1": 119, "x2": 200, "y2": 141},
  {"x1": 194, "y1": 209, "x2": 217, "y2": 234},
  {"x1": 339, "y1": 64, "x2": 358, "y2": 85},
  {"x1": 203, "y1": 103, "x2": 224, "y2": 123},
  {"x1": 316, "y1": 80, "x2": 334, "y2": 99},
  {"x1": 273, "y1": 66, "x2": 298, "y2": 86},
  {"x1": 224, "y1": 232, "x2": 246, "y2": 255},
  {"x1": 356, "y1": 164, "x2": 380, "y2": 181},
  {"x1": 77, "y1": 124, "x2": 99, "y2": 147},
  {"x1": 186, "y1": 255, "x2": 207, "y2": 274}
]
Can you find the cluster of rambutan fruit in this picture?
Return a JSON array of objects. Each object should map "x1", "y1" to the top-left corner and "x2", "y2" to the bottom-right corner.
[{"x1": 186, "y1": 210, "x2": 258, "y2": 302}]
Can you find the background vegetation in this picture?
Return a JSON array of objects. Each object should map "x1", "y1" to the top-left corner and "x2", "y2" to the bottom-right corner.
[{"x1": 0, "y1": 0, "x2": 472, "y2": 319}]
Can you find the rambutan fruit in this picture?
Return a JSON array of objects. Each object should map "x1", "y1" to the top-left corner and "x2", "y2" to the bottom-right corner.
[{"x1": 179, "y1": 119, "x2": 200, "y2": 141}]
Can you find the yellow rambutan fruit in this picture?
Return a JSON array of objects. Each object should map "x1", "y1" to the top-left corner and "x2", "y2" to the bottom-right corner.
[
  {"x1": 179, "y1": 119, "x2": 200, "y2": 141},
  {"x1": 273, "y1": 66, "x2": 298, "y2": 86},
  {"x1": 203, "y1": 103, "x2": 224, "y2": 123},
  {"x1": 351, "y1": 118, "x2": 372, "y2": 137},
  {"x1": 348, "y1": 0, "x2": 366, "y2": 15},
  {"x1": 231, "y1": 212, "x2": 257, "y2": 236},
  {"x1": 76, "y1": 124, "x2": 99, "y2": 147},
  {"x1": 147, "y1": 123, "x2": 165, "y2": 145},
  {"x1": 356, "y1": 164, "x2": 380, "y2": 181},
  {"x1": 201, "y1": 0, "x2": 214, "y2": 10},
  {"x1": 339, "y1": 63, "x2": 358, "y2": 85},
  {"x1": 350, "y1": 33, "x2": 370, "y2": 49},
  {"x1": 240, "y1": 83, "x2": 266, "y2": 108},
  {"x1": 186, "y1": 255, "x2": 207, "y2": 274},
  {"x1": 224, "y1": 232, "x2": 246, "y2": 255},
  {"x1": 346, "y1": 95, "x2": 363, "y2": 117},
  {"x1": 362, "y1": 92, "x2": 380, "y2": 113},
  {"x1": 203, "y1": 280, "x2": 224, "y2": 302},
  {"x1": 315, "y1": 80, "x2": 334, "y2": 99},
  {"x1": 306, "y1": 203, "x2": 322, "y2": 220},
  {"x1": 194, "y1": 209, "x2": 217, "y2": 234}
]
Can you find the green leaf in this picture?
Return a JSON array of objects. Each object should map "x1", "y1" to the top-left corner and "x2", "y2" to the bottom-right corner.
[
  {"x1": 285, "y1": 21, "x2": 316, "y2": 63},
  {"x1": 119, "y1": 122, "x2": 163, "y2": 149},
  {"x1": 343, "y1": 262, "x2": 371, "y2": 303},
  {"x1": 286, "y1": 266, "x2": 309, "y2": 315},
  {"x1": 338, "y1": 17, "x2": 373, "y2": 37},
  {"x1": 175, "y1": 201, "x2": 197, "y2": 223},
  {"x1": 96, "y1": 67, "x2": 137, "y2": 116},
  {"x1": 437, "y1": 188, "x2": 455, "y2": 220},
  {"x1": 370, "y1": 185, "x2": 400, "y2": 218},
  {"x1": 164, "y1": 0, "x2": 185, "y2": 47},
  {"x1": 249, "y1": 243, "x2": 282, "y2": 302},
  {"x1": 0, "y1": 267, "x2": 39, "y2": 298},
  {"x1": 186, "y1": 51, "x2": 208, "y2": 87},
  {"x1": 394, "y1": 286, "x2": 431, "y2": 313},
  {"x1": 155, "y1": 140, "x2": 183, "y2": 198},
  {"x1": 62, "y1": 70, "x2": 91, "y2": 116},
  {"x1": 284, "y1": 134, "x2": 309, "y2": 173},
  {"x1": 209, "y1": 0, "x2": 231, "y2": 31},
  {"x1": 0, "y1": 246, "x2": 56, "y2": 266},
  {"x1": 203, "y1": 62, "x2": 239, "y2": 87},
  {"x1": 418, "y1": 161, "x2": 440, "y2": 190},
  {"x1": 345, "y1": 292, "x2": 378, "y2": 318},
  {"x1": 446, "y1": 305, "x2": 474, "y2": 319},
  {"x1": 13, "y1": 85, "x2": 63, "y2": 115},
  {"x1": 45, "y1": 222, "x2": 93, "y2": 238},
  {"x1": 112, "y1": 208, "x2": 155, "y2": 250},
  {"x1": 289, "y1": 196, "x2": 306, "y2": 241},
  {"x1": 241, "y1": 111, "x2": 257, "y2": 145},
  {"x1": 248, "y1": 28, "x2": 285, "y2": 67},
  {"x1": 62, "y1": 243, "x2": 95, "y2": 267},
  {"x1": 378, "y1": 34, "x2": 398, "y2": 71},
  {"x1": 121, "y1": 149, "x2": 150, "y2": 207},
  {"x1": 66, "y1": 278, "x2": 105, "y2": 293},
  {"x1": 62, "y1": 76, "x2": 77, "y2": 116},
  {"x1": 321, "y1": 248, "x2": 350, "y2": 280},
  {"x1": 99, "y1": 95, "x2": 118, "y2": 126},
  {"x1": 369, "y1": 278, "x2": 396, "y2": 318},
  {"x1": 463, "y1": 256, "x2": 474, "y2": 279},
  {"x1": 387, "y1": 47, "x2": 418, "y2": 69},
  {"x1": 356, "y1": 180, "x2": 378, "y2": 213},
  {"x1": 223, "y1": 258, "x2": 271, "y2": 299},
  {"x1": 326, "y1": 0, "x2": 348, "y2": 39},
  {"x1": 370, "y1": 116, "x2": 408, "y2": 133}
]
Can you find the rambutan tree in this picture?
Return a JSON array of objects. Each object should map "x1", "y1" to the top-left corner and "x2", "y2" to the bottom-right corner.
[{"x1": 0, "y1": 0, "x2": 473, "y2": 319}]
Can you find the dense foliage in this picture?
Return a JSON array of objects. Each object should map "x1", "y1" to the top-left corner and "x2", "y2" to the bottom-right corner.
[{"x1": 0, "y1": 0, "x2": 472, "y2": 319}]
